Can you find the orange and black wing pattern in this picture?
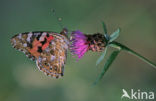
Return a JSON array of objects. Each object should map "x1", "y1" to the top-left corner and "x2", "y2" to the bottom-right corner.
[{"x1": 11, "y1": 31, "x2": 69, "y2": 78}]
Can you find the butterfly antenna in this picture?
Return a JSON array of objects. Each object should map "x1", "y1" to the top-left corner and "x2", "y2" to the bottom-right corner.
[
  {"x1": 51, "y1": 9, "x2": 64, "y2": 29},
  {"x1": 51, "y1": 9, "x2": 72, "y2": 36}
]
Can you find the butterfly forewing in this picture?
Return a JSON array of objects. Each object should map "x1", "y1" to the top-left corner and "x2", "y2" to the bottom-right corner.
[
  {"x1": 11, "y1": 32, "x2": 36, "y2": 61},
  {"x1": 11, "y1": 31, "x2": 69, "y2": 78}
]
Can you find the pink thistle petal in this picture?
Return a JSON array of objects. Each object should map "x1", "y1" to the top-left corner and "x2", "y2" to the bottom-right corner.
[{"x1": 70, "y1": 30, "x2": 89, "y2": 59}]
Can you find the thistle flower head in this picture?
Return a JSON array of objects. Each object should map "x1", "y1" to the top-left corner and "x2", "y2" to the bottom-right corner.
[
  {"x1": 70, "y1": 30, "x2": 108, "y2": 60},
  {"x1": 70, "y1": 30, "x2": 89, "y2": 59}
]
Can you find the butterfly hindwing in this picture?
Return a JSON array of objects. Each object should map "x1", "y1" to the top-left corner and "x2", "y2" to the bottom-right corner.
[
  {"x1": 36, "y1": 33, "x2": 69, "y2": 78},
  {"x1": 11, "y1": 31, "x2": 69, "y2": 78}
]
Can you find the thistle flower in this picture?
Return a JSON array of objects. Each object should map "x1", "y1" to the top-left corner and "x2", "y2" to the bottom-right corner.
[
  {"x1": 70, "y1": 30, "x2": 108, "y2": 59},
  {"x1": 70, "y1": 30, "x2": 89, "y2": 59},
  {"x1": 70, "y1": 22, "x2": 156, "y2": 85}
]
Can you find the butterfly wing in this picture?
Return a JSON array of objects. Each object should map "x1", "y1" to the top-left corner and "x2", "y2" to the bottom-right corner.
[
  {"x1": 36, "y1": 33, "x2": 69, "y2": 78},
  {"x1": 11, "y1": 32, "x2": 37, "y2": 61},
  {"x1": 11, "y1": 32, "x2": 69, "y2": 78}
]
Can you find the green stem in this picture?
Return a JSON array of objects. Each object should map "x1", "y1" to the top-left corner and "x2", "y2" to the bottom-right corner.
[{"x1": 109, "y1": 41, "x2": 156, "y2": 69}]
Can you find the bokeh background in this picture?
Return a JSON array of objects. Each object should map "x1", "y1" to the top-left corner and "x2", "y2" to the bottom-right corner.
[{"x1": 0, "y1": 0, "x2": 156, "y2": 101}]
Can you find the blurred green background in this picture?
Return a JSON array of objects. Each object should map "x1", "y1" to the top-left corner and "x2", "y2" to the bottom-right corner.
[{"x1": 0, "y1": 0, "x2": 156, "y2": 101}]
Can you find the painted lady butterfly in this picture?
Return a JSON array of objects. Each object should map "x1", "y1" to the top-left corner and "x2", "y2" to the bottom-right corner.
[{"x1": 11, "y1": 28, "x2": 69, "y2": 78}]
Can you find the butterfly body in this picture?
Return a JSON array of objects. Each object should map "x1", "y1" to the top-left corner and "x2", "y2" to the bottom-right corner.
[{"x1": 11, "y1": 29, "x2": 69, "y2": 78}]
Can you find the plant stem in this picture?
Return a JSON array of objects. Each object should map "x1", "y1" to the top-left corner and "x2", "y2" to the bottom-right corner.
[{"x1": 109, "y1": 41, "x2": 156, "y2": 69}]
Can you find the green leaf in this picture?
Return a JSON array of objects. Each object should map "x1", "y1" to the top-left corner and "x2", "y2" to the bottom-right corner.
[
  {"x1": 96, "y1": 46, "x2": 108, "y2": 66},
  {"x1": 109, "y1": 28, "x2": 120, "y2": 42},
  {"x1": 102, "y1": 22, "x2": 107, "y2": 34},
  {"x1": 108, "y1": 43, "x2": 121, "y2": 50},
  {"x1": 93, "y1": 50, "x2": 121, "y2": 85}
]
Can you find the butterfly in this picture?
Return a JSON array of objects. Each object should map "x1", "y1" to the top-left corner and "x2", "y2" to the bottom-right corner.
[{"x1": 10, "y1": 28, "x2": 69, "y2": 78}]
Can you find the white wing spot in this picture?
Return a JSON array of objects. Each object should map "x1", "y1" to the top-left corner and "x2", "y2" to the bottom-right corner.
[
  {"x1": 17, "y1": 33, "x2": 22, "y2": 39},
  {"x1": 50, "y1": 55, "x2": 55, "y2": 61},
  {"x1": 42, "y1": 32, "x2": 47, "y2": 36},
  {"x1": 39, "y1": 32, "x2": 47, "y2": 41},
  {"x1": 13, "y1": 39, "x2": 16, "y2": 44},
  {"x1": 45, "y1": 47, "x2": 50, "y2": 52},
  {"x1": 26, "y1": 33, "x2": 32, "y2": 42},
  {"x1": 42, "y1": 58, "x2": 46, "y2": 61},
  {"x1": 23, "y1": 43, "x2": 27, "y2": 47}
]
